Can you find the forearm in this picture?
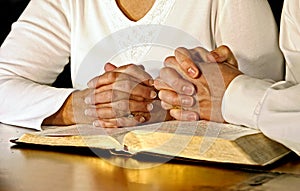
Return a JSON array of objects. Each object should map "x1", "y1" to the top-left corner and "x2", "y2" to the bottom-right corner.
[{"x1": 0, "y1": 74, "x2": 75, "y2": 129}]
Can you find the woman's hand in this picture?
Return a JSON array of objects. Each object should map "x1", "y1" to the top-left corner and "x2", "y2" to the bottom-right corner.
[
  {"x1": 44, "y1": 63, "x2": 169, "y2": 128},
  {"x1": 43, "y1": 88, "x2": 96, "y2": 126},
  {"x1": 83, "y1": 63, "x2": 169, "y2": 128},
  {"x1": 154, "y1": 46, "x2": 242, "y2": 122}
]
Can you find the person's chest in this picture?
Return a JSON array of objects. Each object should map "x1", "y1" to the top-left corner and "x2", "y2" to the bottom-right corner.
[{"x1": 68, "y1": 0, "x2": 216, "y2": 89}]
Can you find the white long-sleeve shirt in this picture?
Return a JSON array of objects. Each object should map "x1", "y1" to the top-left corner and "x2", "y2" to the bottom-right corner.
[
  {"x1": 0, "y1": 0, "x2": 283, "y2": 129},
  {"x1": 222, "y1": 0, "x2": 300, "y2": 155}
]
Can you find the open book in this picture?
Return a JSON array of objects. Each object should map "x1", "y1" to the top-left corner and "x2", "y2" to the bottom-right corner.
[{"x1": 13, "y1": 120, "x2": 290, "y2": 166}]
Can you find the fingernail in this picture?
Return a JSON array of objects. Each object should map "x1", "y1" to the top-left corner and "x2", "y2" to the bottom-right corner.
[
  {"x1": 139, "y1": 116, "x2": 146, "y2": 123},
  {"x1": 182, "y1": 86, "x2": 194, "y2": 95},
  {"x1": 187, "y1": 67, "x2": 196, "y2": 77},
  {"x1": 150, "y1": 91, "x2": 157, "y2": 99},
  {"x1": 93, "y1": 120, "x2": 101, "y2": 127},
  {"x1": 149, "y1": 79, "x2": 154, "y2": 86},
  {"x1": 84, "y1": 96, "x2": 92, "y2": 104},
  {"x1": 181, "y1": 97, "x2": 193, "y2": 107},
  {"x1": 84, "y1": 109, "x2": 93, "y2": 116},
  {"x1": 147, "y1": 103, "x2": 154, "y2": 111}
]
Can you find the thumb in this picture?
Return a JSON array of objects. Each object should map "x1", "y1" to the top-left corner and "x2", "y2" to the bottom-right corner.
[
  {"x1": 104, "y1": 63, "x2": 117, "y2": 71},
  {"x1": 206, "y1": 45, "x2": 238, "y2": 68}
]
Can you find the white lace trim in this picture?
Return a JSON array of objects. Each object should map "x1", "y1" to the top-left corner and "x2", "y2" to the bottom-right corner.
[{"x1": 102, "y1": 0, "x2": 175, "y2": 64}]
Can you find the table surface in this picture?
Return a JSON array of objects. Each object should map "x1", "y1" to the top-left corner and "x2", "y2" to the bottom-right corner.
[{"x1": 1, "y1": 123, "x2": 300, "y2": 191}]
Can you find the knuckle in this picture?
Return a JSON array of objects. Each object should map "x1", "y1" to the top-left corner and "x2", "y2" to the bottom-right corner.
[
  {"x1": 113, "y1": 80, "x2": 130, "y2": 91},
  {"x1": 125, "y1": 64, "x2": 138, "y2": 72},
  {"x1": 171, "y1": 78, "x2": 181, "y2": 89},
  {"x1": 194, "y1": 46, "x2": 204, "y2": 51},
  {"x1": 160, "y1": 66, "x2": 169, "y2": 74},
  {"x1": 110, "y1": 90, "x2": 118, "y2": 101},
  {"x1": 95, "y1": 108, "x2": 104, "y2": 118},
  {"x1": 107, "y1": 72, "x2": 117, "y2": 81},
  {"x1": 159, "y1": 67, "x2": 173, "y2": 79},
  {"x1": 220, "y1": 45, "x2": 230, "y2": 53},
  {"x1": 90, "y1": 77, "x2": 98, "y2": 87},
  {"x1": 164, "y1": 56, "x2": 175, "y2": 64},
  {"x1": 175, "y1": 47, "x2": 186, "y2": 54},
  {"x1": 123, "y1": 80, "x2": 135, "y2": 91},
  {"x1": 114, "y1": 100, "x2": 129, "y2": 111},
  {"x1": 127, "y1": 63, "x2": 135, "y2": 68}
]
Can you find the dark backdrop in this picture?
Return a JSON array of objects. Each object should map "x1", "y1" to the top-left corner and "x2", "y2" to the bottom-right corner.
[
  {"x1": 0, "y1": 0, "x2": 30, "y2": 44},
  {"x1": 0, "y1": 0, "x2": 72, "y2": 88},
  {"x1": 268, "y1": 0, "x2": 284, "y2": 31}
]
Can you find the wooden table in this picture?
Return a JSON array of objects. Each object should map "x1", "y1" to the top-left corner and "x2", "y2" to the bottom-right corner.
[{"x1": 1, "y1": 123, "x2": 300, "y2": 191}]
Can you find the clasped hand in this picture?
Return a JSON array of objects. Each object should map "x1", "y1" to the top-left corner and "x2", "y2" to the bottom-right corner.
[
  {"x1": 82, "y1": 63, "x2": 167, "y2": 128},
  {"x1": 67, "y1": 46, "x2": 241, "y2": 127},
  {"x1": 154, "y1": 46, "x2": 242, "y2": 122}
]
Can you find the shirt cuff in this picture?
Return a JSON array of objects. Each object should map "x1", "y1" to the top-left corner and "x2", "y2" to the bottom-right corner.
[{"x1": 221, "y1": 75, "x2": 272, "y2": 129}]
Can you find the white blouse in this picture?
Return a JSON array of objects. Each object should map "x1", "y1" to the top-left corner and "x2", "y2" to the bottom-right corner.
[
  {"x1": 0, "y1": 0, "x2": 283, "y2": 129},
  {"x1": 222, "y1": 0, "x2": 300, "y2": 155}
]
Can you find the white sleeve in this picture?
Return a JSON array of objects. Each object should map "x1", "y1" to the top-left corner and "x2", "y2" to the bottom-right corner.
[
  {"x1": 257, "y1": 82, "x2": 300, "y2": 155},
  {"x1": 0, "y1": 0, "x2": 75, "y2": 130},
  {"x1": 222, "y1": 75, "x2": 272, "y2": 129},
  {"x1": 223, "y1": 77, "x2": 300, "y2": 155},
  {"x1": 280, "y1": 0, "x2": 300, "y2": 84},
  {"x1": 258, "y1": 0, "x2": 300, "y2": 155},
  {"x1": 215, "y1": 0, "x2": 284, "y2": 81},
  {"x1": 223, "y1": 0, "x2": 300, "y2": 155}
]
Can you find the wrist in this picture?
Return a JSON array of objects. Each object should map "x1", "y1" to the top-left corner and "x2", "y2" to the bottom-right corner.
[{"x1": 42, "y1": 93, "x2": 75, "y2": 125}]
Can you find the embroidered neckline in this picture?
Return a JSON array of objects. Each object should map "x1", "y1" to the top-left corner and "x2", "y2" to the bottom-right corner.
[
  {"x1": 104, "y1": 0, "x2": 175, "y2": 28},
  {"x1": 102, "y1": 0, "x2": 175, "y2": 64}
]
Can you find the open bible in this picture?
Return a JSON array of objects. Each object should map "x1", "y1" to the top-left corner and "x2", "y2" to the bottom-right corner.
[{"x1": 13, "y1": 120, "x2": 290, "y2": 166}]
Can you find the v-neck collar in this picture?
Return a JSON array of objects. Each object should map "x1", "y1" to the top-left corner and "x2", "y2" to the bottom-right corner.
[
  {"x1": 105, "y1": 0, "x2": 175, "y2": 27},
  {"x1": 100, "y1": 0, "x2": 176, "y2": 65},
  {"x1": 114, "y1": 0, "x2": 159, "y2": 23}
]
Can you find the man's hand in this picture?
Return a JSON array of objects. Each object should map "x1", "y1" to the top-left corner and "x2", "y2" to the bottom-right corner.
[
  {"x1": 174, "y1": 45, "x2": 238, "y2": 79},
  {"x1": 154, "y1": 46, "x2": 242, "y2": 122}
]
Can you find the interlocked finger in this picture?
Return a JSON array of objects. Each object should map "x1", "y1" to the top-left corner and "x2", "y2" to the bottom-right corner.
[
  {"x1": 169, "y1": 108, "x2": 199, "y2": 121},
  {"x1": 158, "y1": 90, "x2": 195, "y2": 107},
  {"x1": 93, "y1": 80, "x2": 157, "y2": 100},
  {"x1": 91, "y1": 90, "x2": 145, "y2": 104},
  {"x1": 84, "y1": 99, "x2": 152, "y2": 119},
  {"x1": 110, "y1": 64, "x2": 153, "y2": 86},
  {"x1": 93, "y1": 113, "x2": 149, "y2": 128},
  {"x1": 158, "y1": 66, "x2": 195, "y2": 96}
]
